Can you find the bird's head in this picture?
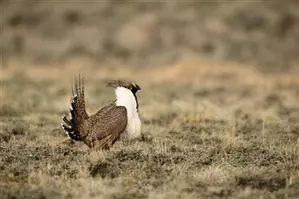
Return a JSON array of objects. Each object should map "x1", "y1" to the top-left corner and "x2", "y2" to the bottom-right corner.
[{"x1": 107, "y1": 80, "x2": 141, "y2": 94}]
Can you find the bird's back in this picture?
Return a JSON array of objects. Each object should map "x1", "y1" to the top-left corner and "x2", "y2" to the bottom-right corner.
[{"x1": 84, "y1": 103, "x2": 128, "y2": 149}]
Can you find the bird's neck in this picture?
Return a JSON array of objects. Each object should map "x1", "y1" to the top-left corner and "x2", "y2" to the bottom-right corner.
[
  {"x1": 133, "y1": 93, "x2": 139, "y2": 110},
  {"x1": 115, "y1": 87, "x2": 138, "y2": 119}
]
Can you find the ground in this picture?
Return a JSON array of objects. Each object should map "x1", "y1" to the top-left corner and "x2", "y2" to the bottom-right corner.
[{"x1": 1, "y1": 58, "x2": 299, "y2": 199}]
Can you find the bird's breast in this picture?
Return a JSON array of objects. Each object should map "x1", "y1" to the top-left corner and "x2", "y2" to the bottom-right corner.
[{"x1": 125, "y1": 113, "x2": 141, "y2": 139}]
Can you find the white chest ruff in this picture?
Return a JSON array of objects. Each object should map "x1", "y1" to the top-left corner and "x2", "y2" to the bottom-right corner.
[
  {"x1": 115, "y1": 87, "x2": 141, "y2": 139},
  {"x1": 125, "y1": 113, "x2": 141, "y2": 139}
]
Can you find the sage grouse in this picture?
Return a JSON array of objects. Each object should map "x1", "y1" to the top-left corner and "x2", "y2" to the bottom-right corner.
[{"x1": 61, "y1": 76, "x2": 141, "y2": 150}]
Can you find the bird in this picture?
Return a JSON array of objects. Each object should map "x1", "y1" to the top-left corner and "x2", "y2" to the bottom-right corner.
[{"x1": 61, "y1": 75, "x2": 141, "y2": 150}]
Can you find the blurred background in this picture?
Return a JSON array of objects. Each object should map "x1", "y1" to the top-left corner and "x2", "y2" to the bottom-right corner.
[
  {"x1": 1, "y1": 3, "x2": 299, "y2": 198},
  {"x1": 1, "y1": 0, "x2": 299, "y2": 72}
]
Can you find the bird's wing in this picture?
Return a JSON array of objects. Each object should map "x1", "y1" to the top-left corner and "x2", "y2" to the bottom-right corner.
[{"x1": 85, "y1": 105, "x2": 127, "y2": 149}]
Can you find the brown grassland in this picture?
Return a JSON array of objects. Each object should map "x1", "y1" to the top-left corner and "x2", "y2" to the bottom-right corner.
[{"x1": 0, "y1": 57, "x2": 299, "y2": 199}]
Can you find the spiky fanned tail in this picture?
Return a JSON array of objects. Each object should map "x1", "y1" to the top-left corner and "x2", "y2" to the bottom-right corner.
[{"x1": 61, "y1": 75, "x2": 89, "y2": 141}]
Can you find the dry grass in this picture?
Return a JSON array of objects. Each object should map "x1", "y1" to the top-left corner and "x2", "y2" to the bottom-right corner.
[{"x1": 1, "y1": 58, "x2": 299, "y2": 199}]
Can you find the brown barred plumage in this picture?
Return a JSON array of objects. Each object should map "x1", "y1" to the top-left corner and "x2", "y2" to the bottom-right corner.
[{"x1": 61, "y1": 76, "x2": 141, "y2": 150}]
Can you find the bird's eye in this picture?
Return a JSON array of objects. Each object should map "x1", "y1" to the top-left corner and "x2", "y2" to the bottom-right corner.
[
  {"x1": 130, "y1": 82, "x2": 141, "y2": 92},
  {"x1": 131, "y1": 82, "x2": 137, "y2": 88}
]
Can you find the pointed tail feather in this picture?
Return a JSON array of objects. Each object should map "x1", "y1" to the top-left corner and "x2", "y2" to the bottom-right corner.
[
  {"x1": 71, "y1": 74, "x2": 88, "y2": 121},
  {"x1": 61, "y1": 75, "x2": 89, "y2": 141}
]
